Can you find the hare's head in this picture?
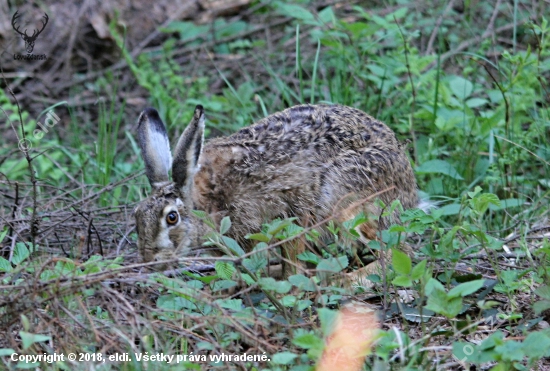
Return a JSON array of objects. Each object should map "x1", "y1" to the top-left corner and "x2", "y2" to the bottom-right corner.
[{"x1": 134, "y1": 106, "x2": 205, "y2": 266}]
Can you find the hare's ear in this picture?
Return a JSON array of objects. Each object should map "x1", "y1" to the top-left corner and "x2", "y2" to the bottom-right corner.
[
  {"x1": 172, "y1": 105, "x2": 205, "y2": 194},
  {"x1": 137, "y1": 108, "x2": 172, "y2": 188}
]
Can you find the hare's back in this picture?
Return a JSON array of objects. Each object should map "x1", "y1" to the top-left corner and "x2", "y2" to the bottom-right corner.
[{"x1": 214, "y1": 104, "x2": 400, "y2": 157}]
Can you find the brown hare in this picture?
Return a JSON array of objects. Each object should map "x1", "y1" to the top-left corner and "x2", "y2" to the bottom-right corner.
[{"x1": 134, "y1": 104, "x2": 419, "y2": 277}]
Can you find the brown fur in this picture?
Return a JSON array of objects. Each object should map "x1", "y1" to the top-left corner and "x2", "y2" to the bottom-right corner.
[{"x1": 134, "y1": 104, "x2": 418, "y2": 273}]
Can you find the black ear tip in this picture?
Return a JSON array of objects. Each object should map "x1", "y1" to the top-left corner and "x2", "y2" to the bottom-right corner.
[
  {"x1": 139, "y1": 108, "x2": 161, "y2": 126},
  {"x1": 141, "y1": 107, "x2": 160, "y2": 120},
  {"x1": 194, "y1": 105, "x2": 204, "y2": 114},
  {"x1": 138, "y1": 108, "x2": 166, "y2": 133}
]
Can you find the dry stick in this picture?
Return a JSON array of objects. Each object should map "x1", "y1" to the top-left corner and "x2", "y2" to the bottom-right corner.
[
  {"x1": 394, "y1": 17, "x2": 418, "y2": 164},
  {"x1": 116, "y1": 226, "x2": 135, "y2": 255},
  {"x1": 425, "y1": 0, "x2": 458, "y2": 55},
  {"x1": 0, "y1": 76, "x2": 37, "y2": 252},
  {"x1": 7, "y1": 181, "x2": 20, "y2": 261},
  {"x1": 476, "y1": 58, "x2": 513, "y2": 193},
  {"x1": 0, "y1": 215, "x2": 28, "y2": 249},
  {"x1": 33, "y1": 214, "x2": 76, "y2": 245},
  {"x1": 77, "y1": 296, "x2": 102, "y2": 344},
  {"x1": 58, "y1": 303, "x2": 102, "y2": 345},
  {"x1": 5, "y1": 176, "x2": 141, "y2": 248},
  {"x1": 42, "y1": 152, "x2": 80, "y2": 184},
  {"x1": 485, "y1": 0, "x2": 503, "y2": 47},
  {"x1": 46, "y1": 171, "x2": 144, "y2": 214},
  {"x1": 494, "y1": 135, "x2": 550, "y2": 167},
  {"x1": 526, "y1": 21, "x2": 550, "y2": 102},
  {"x1": 72, "y1": 208, "x2": 105, "y2": 257},
  {"x1": 475, "y1": 59, "x2": 510, "y2": 132}
]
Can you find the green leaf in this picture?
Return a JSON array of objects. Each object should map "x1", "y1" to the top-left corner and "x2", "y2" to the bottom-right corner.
[
  {"x1": 316, "y1": 256, "x2": 348, "y2": 273},
  {"x1": 452, "y1": 341, "x2": 478, "y2": 362},
  {"x1": 522, "y1": 331, "x2": 550, "y2": 358},
  {"x1": 402, "y1": 306, "x2": 433, "y2": 323},
  {"x1": 411, "y1": 260, "x2": 427, "y2": 280},
  {"x1": 288, "y1": 274, "x2": 317, "y2": 291},
  {"x1": 470, "y1": 193, "x2": 500, "y2": 214},
  {"x1": 488, "y1": 198, "x2": 524, "y2": 211},
  {"x1": 317, "y1": 307, "x2": 338, "y2": 336},
  {"x1": 425, "y1": 289, "x2": 463, "y2": 318},
  {"x1": 495, "y1": 340, "x2": 524, "y2": 362},
  {"x1": 425, "y1": 278, "x2": 446, "y2": 296},
  {"x1": 416, "y1": 160, "x2": 463, "y2": 180},
  {"x1": 267, "y1": 218, "x2": 297, "y2": 235},
  {"x1": 466, "y1": 97, "x2": 488, "y2": 108},
  {"x1": 448, "y1": 280, "x2": 485, "y2": 298},
  {"x1": 20, "y1": 331, "x2": 51, "y2": 350},
  {"x1": 240, "y1": 273, "x2": 255, "y2": 285},
  {"x1": 191, "y1": 210, "x2": 208, "y2": 219},
  {"x1": 535, "y1": 285, "x2": 550, "y2": 300},
  {"x1": 0, "y1": 228, "x2": 8, "y2": 243},
  {"x1": 392, "y1": 276, "x2": 412, "y2": 287},
  {"x1": 162, "y1": 21, "x2": 209, "y2": 42},
  {"x1": 21, "y1": 314, "x2": 30, "y2": 331},
  {"x1": 157, "y1": 294, "x2": 195, "y2": 311},
  {"x1": 342, "y1": 212, "x2": 368, "y2": 231},
  {"x1": 318, "y1": 6, "x2": 334, "y2": 24},
  {"x1": 272, "y1": 351, "x2": 298, "y2": 365},
  {"x1": 221, "y1": 236, "x2": 246, "y2": 256},
  {"x1": 0, "y1": 257, "x2": 12, "y2": 272},
  {"x1": 281, "y1": 295, "x2": 297, "y2": 307},
  {"x1": 533, "y1": 300, "x2": 550, "y2": 315},
  {"x1": 297, "y1": 251, "x2": 321, "y2": 264},
  {"x1": 292, "y1": 333, "x2": 323, "y2": 349},
  {"x1": 219, "y1": 216, "x2": 231, "y2": 235},
  {"x1": 242, "y1": 255, "x2": 268, "y2": 272},
  {"x1": 215, "y1": 298, "x2": 243, "y2": 311},
  {"x1": 283, "y1": 223, "x2": 304, "y2": 238},
  {"x1": 0, "y1": 348, "x2": 15, "y2": 357},
  {"x1": 392, "y1": 249, "x2": 411, "y2": 275},
  {"x1": 258, "y1": 277, "x2": 292, "y2": 294},
  {"x1": 449, "y1": 75, "x2": 473, "y2": 100},
  {"x1": 192, "y1": 210, "x2": 216, "y2": 229},
  {"x1": 297, "y1": 299, "x2": 313, "y2": 311},
  {"x1": 215, "y1": 261, "x2": 235, "y2": 280},
  {"x1": 211, "y1": 279, "x2": 237, "y2": 292},
  {"x1": 274, "y1": 3, "x2": 314, "y2": 21},
  {"x1": 245, "y1": 233, "x2": 271, "y2": 243},
  {"x1": 12, "y1": 243, "x2": 30, "y2": 265}
]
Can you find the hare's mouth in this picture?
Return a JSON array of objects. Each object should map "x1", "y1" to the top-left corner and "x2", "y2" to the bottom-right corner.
[{"x1": 140, "y1": 251, "x2": 180, "y2": 271}]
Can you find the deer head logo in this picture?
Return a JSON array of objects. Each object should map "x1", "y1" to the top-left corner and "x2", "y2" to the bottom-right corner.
[{"x1": 11, "y1": 11, "x2": 49, "y2": 54}]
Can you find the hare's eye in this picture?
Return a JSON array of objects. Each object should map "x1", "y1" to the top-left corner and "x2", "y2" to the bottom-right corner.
[{"x1": 166, "y1": 211, "x2": 179, "y2": 225}]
